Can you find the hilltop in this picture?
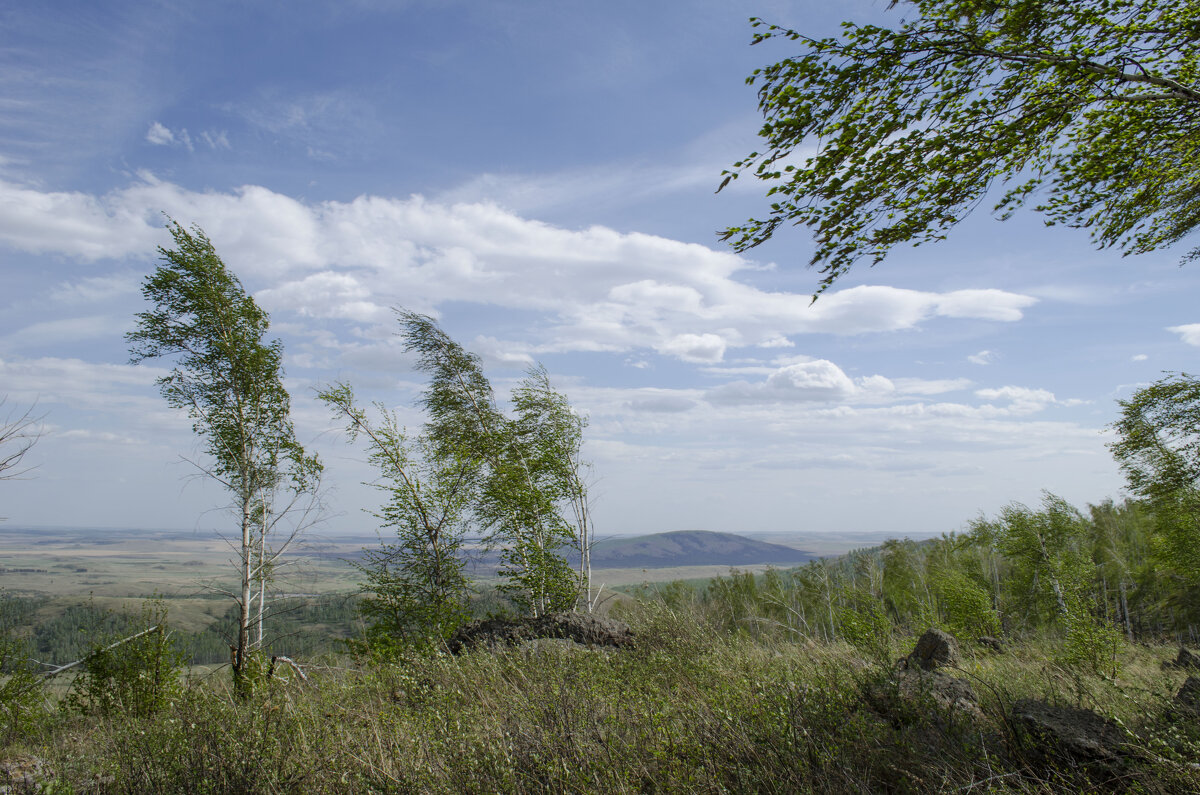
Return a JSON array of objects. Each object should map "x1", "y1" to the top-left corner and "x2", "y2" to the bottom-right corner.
[{"x1": 586, "y1": 530, "x2": 812, "y2": 569}]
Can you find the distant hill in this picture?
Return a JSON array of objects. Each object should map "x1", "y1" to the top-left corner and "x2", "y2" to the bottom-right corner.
[{"x1": 586, "y1": 530, "x2": 812, "y2": 569}]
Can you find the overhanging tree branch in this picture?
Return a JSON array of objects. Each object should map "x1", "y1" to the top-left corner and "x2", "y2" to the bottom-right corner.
[{"x1": 722, "y1": 1, "x2": 1200, "y2": 294}]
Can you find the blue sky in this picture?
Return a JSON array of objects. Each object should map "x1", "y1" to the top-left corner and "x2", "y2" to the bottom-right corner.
[{"x1": 1, "y1": 0, "x2": 1196, "y2": 538}]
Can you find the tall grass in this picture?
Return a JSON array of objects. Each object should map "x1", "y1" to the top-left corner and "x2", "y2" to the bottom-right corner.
[{"x1": 11, "y1": 601, "x2": 1197, "y2": 793}]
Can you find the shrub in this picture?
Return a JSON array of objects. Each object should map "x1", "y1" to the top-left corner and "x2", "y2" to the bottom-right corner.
[
  {"x1": 65, "y1": 599, "x2": 185, "y2": 719},
  {"x1": 0, "y1": 627, "x2": 43, "y2": 746}
]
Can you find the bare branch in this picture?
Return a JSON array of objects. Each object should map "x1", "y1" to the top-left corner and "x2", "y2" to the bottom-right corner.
[
  {"x1": 39, "y1": 625, "x2": 162, "y2": 679},
  {"x1": 0, "y1": 398, "x2": 44, "y2": 481}
]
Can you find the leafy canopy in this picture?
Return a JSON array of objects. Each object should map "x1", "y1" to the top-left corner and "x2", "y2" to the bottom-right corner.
[
  {"x1": 318, "y1": 381, "x2": 477, "y2": 648},
  {"x1": 400, "y1": 310, "x2": 586, "y2": 615},
  {"x1": 1110, "y1": 372, "x2": 1200, "y2": 585},
  {"x1": 720, "y1": 0, "x2": 1200, "y2": 293},
  {"x1": 127, "y1": 220, "x2": 320, "y2": 689},
  {"x1": 344, "y1": 310, "x2": 588, "y2": 618},
  {"x1": 127, "y1": 220, "x2": 319, "y2": 496}
]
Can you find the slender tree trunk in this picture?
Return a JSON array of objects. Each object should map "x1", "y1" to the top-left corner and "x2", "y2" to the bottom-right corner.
[
  {"x1": 824, "y1": 567, "x2": 836, "y2": 642},
  {"x1": 1034, "y1": 533, "x2": 1071, "y2": 619},
  {"x1": 581, "y1": 513, "x2": 592, "y2": 613},
  {"x1": 256, "y1": 522, "x2": 266, "y2": 648},
  {"x1": 1119, "y1": 579, "x2": 1134, "y2": 642},
  {"x1": 237, "y1": 492, "x2": 253, "y2": 685},
  {"x1": 572, "y1": 475, "x2": 593, "y2": 613}
]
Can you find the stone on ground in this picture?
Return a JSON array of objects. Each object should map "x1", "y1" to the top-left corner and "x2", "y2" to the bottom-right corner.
[
  {"x1": 907, "y1": 628, "x2": 959, "y2": 671},
  {"x1": 447, "y1": 611, "x2": 634, "y2": 654}
]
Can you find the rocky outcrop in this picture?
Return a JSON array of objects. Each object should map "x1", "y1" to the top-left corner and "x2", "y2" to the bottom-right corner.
[
  {"x1": 905, "y1": 628, "x2": 959, "y2": 671},
  {"x1": 1011, "y1": 699, "x2": 1129, "y2": 771},
  {"x1": 447, "y1": 611, "x2": 634, "y2": 654},
  {"x1": 866, "y1": 666, "x2": 983, "y2": 725},
  {"x1": 0, "y1": 756, "x2": 52, "y2": 794},
  {"x1": 976, "y1": 636, "x2": 1004, "y2": 653},
  {"x1": 1173, "y1": 675, "x2": 1200, "y2": 718},
  {"x1": 1163, "y1": 646, "x2": 1200, "y2": 671},
  {"x1": 866, "y1": 630, "x2": 980, "y2": 726}
]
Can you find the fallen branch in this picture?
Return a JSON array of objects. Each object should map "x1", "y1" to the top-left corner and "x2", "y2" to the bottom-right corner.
[
  {"x1": 39, "y1": 625, "x2": 162, "y2": 680},
  {"x1": 268, "y1": 655, "x2": 308, "y2": 683}
]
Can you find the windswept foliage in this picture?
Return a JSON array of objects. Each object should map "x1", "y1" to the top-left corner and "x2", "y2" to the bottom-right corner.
[
  {"x1": 721, "y1": 0, "x2": 1200, "y2": 292},
  {"x1": 1111, "y1": 372, "x2": 1200, "y2": 623},
  {"x1": 128, "y1": 220, "x2": 322, "y2": 689},
  {"x1": 326, "y1": 311, "x2": 593, "y2": 629},
  {"x1": 319, "y1": 382, "x2": 477, "y2": 649}
]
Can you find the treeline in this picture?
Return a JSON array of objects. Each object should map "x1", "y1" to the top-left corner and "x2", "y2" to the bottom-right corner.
[
  {"x1": 1, "y1": 595, "x2": 362, "y2": 668},
  {"x1": 2, "y1": 586, "x2": 527, "y2": 669},
  {"x1": 640, "y1": 493, "x2": 1198, "y2": 672}
]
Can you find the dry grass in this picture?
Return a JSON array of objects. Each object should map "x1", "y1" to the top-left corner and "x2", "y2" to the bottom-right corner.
[{"x1": 10, "y1": 604, "x2": 1199, "y2": 794}]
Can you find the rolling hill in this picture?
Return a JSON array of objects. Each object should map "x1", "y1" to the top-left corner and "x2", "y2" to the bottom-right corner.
[{"x1": 585, "y1": 530, "x2": 813, "y2": 569}]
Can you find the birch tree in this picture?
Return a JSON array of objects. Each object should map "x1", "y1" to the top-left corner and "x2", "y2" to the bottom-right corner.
[
  {"x1": 318, "y1": 383, "x2": 477, "y2": 649},
  {"x1": 720, "y1": 0, "x2": 1200, "y2": 293},
  {"x1": 127, "y1": 220, "x2": 321, "y2": 691},
  {"x1": 399, "y1": 310, "x2": 592, "y2": 616}
]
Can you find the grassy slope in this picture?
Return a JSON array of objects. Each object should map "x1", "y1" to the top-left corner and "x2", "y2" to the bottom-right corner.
[{"x1": 20, "y1": 605, "x2": 1200, "y2": 794}]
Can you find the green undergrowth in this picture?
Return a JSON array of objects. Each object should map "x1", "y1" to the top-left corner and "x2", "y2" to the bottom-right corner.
[{"x1": 11, "y1": 604, "x2": 1200, "y2": 794}]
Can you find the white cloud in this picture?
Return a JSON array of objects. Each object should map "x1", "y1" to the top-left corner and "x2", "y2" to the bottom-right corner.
[
  {"x1": 707, "y1": 360, "x2": 895, "y2": 404},
  {"x1": 0, "y1": 356, "x2": 167, "y2": 417},
  {"x1": 968, "y1": 350, "x2": 994, "y2": 365},
  {"x1": 255, "y1": 271, "x2": 386, "y2": 321},
  {"x1": 655, "y1": 333, "x2": 726, "y2": 363},
  {"x1": 975, "y1": 385, "x2": 1059, "y2": 415},
  {"x1": 0, "y1": 176, "x2": 1040, "y2": 363},
  {"x1": 766, "y1": 360, "x2": 858, "y2": 399},
  {"x1": 892, "y1": 378, "x2": 972, "y2": 395},
  {"x1": 1168, "y1": 323, "x2": 1200, "y2": 346},
  {"x1": 801, "y1": 286, "x2": 1036, "y2": 335},
  {"x1": 1131, "y1": 353, "x2": 1148, "y2": 362},
  {"x1": 145, "y1": 122, "x2": 193, "y2": 151},
  {"x1": 49, "y1": 272, "x2": 139, "y2": 304},
  {"x1": 627, "y1": 394, "x2": 698, "y2": 413},
  {"x1": 3, "y1": 315, "x2": 131, "y2": 350},
  {"x1": 146, "y1": 122, "x2": 174, "y2": 146},
  {"x1": 935, "y1": 290, "x2": 1033, "y2": 321},
  {"x1": 200, "y1": 130, "x2": 231, "y2": 150}
]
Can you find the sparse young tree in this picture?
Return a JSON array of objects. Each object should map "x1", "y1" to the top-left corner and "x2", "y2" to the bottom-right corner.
[
  {"x1": 127, "y1": 220, "x2": 321, "y2": 691},
  {"x1": 506, "y1": 365, "x2": 596, "y2": 612},
  {"x1": 720, "y1": 0, "x2": 1200, "y2": 293},
  {"x1": 1111, "y1": 372, "x2": 1200, "y2": 632},
  {"x1": 318, "y1": 383, "x2": 477, "y2": 650},
  {"x1": 399, "y1": 310, "x2": 591, "y2": 616},
  {"x1": 982, "y1": 495, "x2": 1121, "y2": 672}
]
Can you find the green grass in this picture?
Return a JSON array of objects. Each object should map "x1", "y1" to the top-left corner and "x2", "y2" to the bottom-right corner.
[{"x1": 9, "y1": 603, "x2": 1200, "y2": 794}]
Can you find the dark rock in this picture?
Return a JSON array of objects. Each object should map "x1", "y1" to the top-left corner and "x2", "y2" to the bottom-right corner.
[
  {"x1": 976, "y1": 636, "x2": 1004, "y2": 653},
  {"x1": 906, "y1": 628, "x2": 959, "y2": 671},
  {"x1": 865, "y1": 667, "x2": 982, "y2": 726},
  {"x1": 447, "y1": 611, "x2": 634, "y2": 654},
  {"x1": 1163, "y1": 647, "x2": 1200, "y2": 671},
  {"x1": 1174, "y1": 676, "x2": 1200, "y2": 717},
  {"x1": 1011, "y1": 699, "x2": 1128, "y2": 767}
]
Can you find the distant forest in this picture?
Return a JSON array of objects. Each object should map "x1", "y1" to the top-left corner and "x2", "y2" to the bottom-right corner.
[{"x1": 1, "y1": 595, "x2": 360, "y2": 667}]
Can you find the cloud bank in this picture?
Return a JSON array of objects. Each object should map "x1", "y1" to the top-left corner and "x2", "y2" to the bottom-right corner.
[{"x1": 0, "y1": 175, "x2": 1039, "y2": 364}]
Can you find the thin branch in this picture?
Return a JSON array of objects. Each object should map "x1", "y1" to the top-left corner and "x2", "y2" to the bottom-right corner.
[
  {"x1": 0, "y1": 398, "x2": 44, "y2": 481},
  {"x1": 40, "y1": 625, "x2": 162, "y2": 680}
]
